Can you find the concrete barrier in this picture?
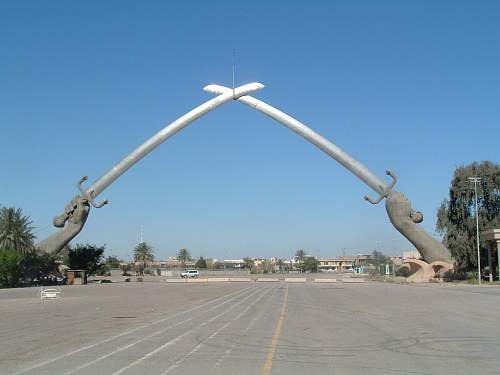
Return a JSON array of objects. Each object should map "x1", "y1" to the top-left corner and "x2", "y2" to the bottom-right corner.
[
  {"x1": 207, "y1": 278, "x2": 229, "y2": 282},
  {"x1": 284, "y1": 278, "x2": 307, "y2": 283},
  {"x1": 229, "y1": 277, "x2": 252, "y2": 282},
  {"x1": 257, "y1": 278, "x2": 280, "y2": 282},
  {"x1": 165, "y1": 279, "x2": 186, "y2": 283},
  {"x1": 342, "y1": 278, "x2": 365, "y2": 283},
  {"x1": 187, "y1": 278, "x2": 208, "y2": 283},
  {"x1": 314, "y1": 278, "x2": 337, "y2": 283}
]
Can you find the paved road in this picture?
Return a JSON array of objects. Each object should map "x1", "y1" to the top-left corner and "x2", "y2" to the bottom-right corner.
[{"x1": 1, "y1": 281, "x2": 500, "y2": 374}]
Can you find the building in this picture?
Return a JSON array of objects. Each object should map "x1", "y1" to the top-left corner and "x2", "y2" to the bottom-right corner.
[
  {"x1": 318, "y1": 257, "x2": 356, "y2": 272},
  {"x1": 390, "y1": 256, "x2": 404, "y2": 266},
  {"x1": 403, "y1": 250, "x2": 421, "y2": 261},
  {"x1": 223, "y1": 259, "x2": 245, "y2": 269},
  {"x1": 153, "y1": 257, "x2": 195, "y2": 269},
  {"x1": 318, "y1": 255, "x2": 374, "y2": 273}
]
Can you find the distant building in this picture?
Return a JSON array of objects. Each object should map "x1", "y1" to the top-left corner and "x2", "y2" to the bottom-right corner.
[
  {"x1": 390, "y1": 256, "x2": 404, "y2": 266},
  {"x1": 318, "y1": 255, "x2": 373, "y2": 273},
  {"x1": 318, "y1": 257, "x2": 356, "y2": 271},
  {"x1": 403, "y1": 250, "x2": 421, "y2": 261},
  {"x1": 223, "y1": 259, "x2": 245, "y2": 268},
  {"x1": 153, "y1": 257, "x2": 195, "y2": 269}
]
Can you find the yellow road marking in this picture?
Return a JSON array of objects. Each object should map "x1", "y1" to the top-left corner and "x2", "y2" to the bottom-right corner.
[{"x1": 261, "y1": 285, "x2": 289, "y2": 375}]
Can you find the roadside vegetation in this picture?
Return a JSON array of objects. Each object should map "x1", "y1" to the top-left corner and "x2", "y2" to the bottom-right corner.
[
  {"x1": 133, "y1": 241, "x2": 154, "y2": 275},
  {"x1": 0, "y1": 206, "x2": 59, "y2": 288},
  {"x1": 437, "y1": 161, "x2": 499, "y2": 279}
]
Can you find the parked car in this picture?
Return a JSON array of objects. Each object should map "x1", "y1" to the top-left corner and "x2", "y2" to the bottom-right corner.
[{"x1": 180, "y1": 270, "x2": 200, "y2": 278}]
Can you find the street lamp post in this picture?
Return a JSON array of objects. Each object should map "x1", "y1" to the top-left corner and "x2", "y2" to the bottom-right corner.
[{"x1": 468, "y1": 177, "x2": 482, "y2": 285}]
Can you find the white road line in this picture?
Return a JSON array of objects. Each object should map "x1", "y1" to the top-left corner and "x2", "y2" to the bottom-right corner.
[
  {"x1": 13, "y1": 284, "x2": 254, "y2": 375},
  {"x1": 161, "y1": 285, "x2": 274, "y2": 374},
  {"x1": 110, "y1": 285, "x2": 269, "y2": 375},
  {"x1": 212, "y1": 285, "x2": 279, "y2": 370},
  {"x1": 59, "y1": 284, "x2": 258, "y2": 375}
]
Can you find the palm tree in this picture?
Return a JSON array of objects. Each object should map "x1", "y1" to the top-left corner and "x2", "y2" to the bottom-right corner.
[
  {"x1": 0, "y1": 206, "x2": 35, "y2": 253},
  {"x1": 133, "y1": 242, "x2": 154, "y2": 274},
  {"x1": 177, "y1": 248, "x2": 191, "y2": 269},
  {"x1": 243, "y1": 257, "x2": 254, "y2": 270},
  {"x1": 295, "y1": 249, "x2": 306, "y2": 262},
  {"x1": 295, "y1": 249, "x2": 306, "y2": 272},
  {"x1": 276, "y1": 258, "x2": 285, "y2": 273}
]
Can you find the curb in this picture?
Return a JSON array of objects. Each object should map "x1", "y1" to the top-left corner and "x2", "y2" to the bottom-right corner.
[
  {"x1": 342, "y1": 278, "x2": 365, "y2": 283},
  {"x1": 314, "y1": 278, "x2": 337, "y2": 283},
  {"x1": 284, "y1": 278, "x2": 307, "y2": 282}
]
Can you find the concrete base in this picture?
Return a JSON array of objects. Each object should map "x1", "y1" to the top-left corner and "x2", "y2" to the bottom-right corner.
[
  {"x1": 402, "y1": 259, "x2": 454, "y2": 282},
  {"x1": 228, "y1": 278, "x2": 252, "y2": 282},
  {"x1": 166, "y1": 277, "x2": 253, "y2": 283},
  {"x1": 207, "y1": 278, "x2": 229, "y2": 282},
  {"x1": 314, "y1": 278, "x2": 337, "y2": 283},
  {"x1": 342, "y1": 278, "x2": 365, "y2": 283},
  {"x1": 284, "y1": 278, "x2": 307, "y2": 283}
]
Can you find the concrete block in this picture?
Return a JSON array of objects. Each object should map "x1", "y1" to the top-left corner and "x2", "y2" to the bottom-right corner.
[
  {"x1": 165, "y1": 279, "x2": 186, "y2": 283},
  {"x1": 342, "y1": 278, "x2": 365, "y2": 283},
  {"x1": 186, "y1": 278, "x2": 208, "y2": 283},
  {"x1": 229, "y1": 278, "x2": 252, "y2": 282},
  {"x1": 207, "y1": 278, "x2": 229, "y2": 282},
  {"x1": 314, "y1": 278, "x2": 337, "y2": 283},
  {"x1": 284, "y1": 278, "x2": 307, "y2": 282},
  {"x1": 257, "y1": 278, "x2": 280, "y2": 282}
]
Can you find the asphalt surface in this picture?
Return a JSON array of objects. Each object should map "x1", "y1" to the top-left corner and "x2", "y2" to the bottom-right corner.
[{"x1": 1, "y1": 281, "x2": 500, "y2": 374}]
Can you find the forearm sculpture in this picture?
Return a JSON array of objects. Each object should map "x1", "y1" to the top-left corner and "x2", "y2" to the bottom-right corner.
[
  {"x1": 36, "y1": 83, "x2": 264, "y2": 254},
  {"x1": 204, "y1": 84, "x2": 452, "y2": 264},
  {"x1": 37, "y1": 81, "x2": 452, "y2": 271}
]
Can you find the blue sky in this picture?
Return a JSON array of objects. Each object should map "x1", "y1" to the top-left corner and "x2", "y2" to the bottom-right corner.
[{"x1": 1, "y1": 1, "x2": 499, "y2": 261}]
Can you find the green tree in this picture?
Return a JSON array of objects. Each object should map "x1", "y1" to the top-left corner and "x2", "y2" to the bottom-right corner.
[
  {"x1": 67, "y1": 244, "x2": 105, "y2": 276},
  {"x1": 295, "y1": 249, "x2": 306, "y2": 272},
  {"x1": 437, "y1": 161, "x2": 500, "y2": 271},
  {"x1": 194, "y1": 256, "x2": 207, "y2": 269},
  {"x1": 177, "y1": 248, "x2": 192, "y2": 268},
  {"x1": 0, "y1": 249, "x2": 24, "y2": 287},
  {"x1": 276, "y1": 258, "x2": 285, "y2": 273},
  {"x1": 302, "y1": 256, "x2": 319, "y2": 273},
  {"x1": 0, "y1": 207, "x2": 35, "y2": 253},
  {"x1": 0, "y1": 248, "x2": 58, "y2": 288},
  {"x1": 295, "y1": 249, "x2": 306, "y2": 262},
  {"x1": 22, "y1": 251, "x2": 58, "y2": 282},
  {"x1": 134, "y1": 242, "x2": 154, "y2": 274},
  {"x1": 242, "y1": 257, "x2": 254, "y2": 270}
]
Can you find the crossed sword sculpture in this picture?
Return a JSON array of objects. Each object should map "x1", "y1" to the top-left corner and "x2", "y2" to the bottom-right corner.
[{"x1": 37, "y1": 83, "x2": 452, "y2": 265}]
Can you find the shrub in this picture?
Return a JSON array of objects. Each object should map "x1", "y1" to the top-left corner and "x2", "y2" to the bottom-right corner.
[
  {"x1": 442, "y1": 269, "x2": 468, "y2": 282},
  {"x1": 0, "y1": 249, "x2": 24, "y2": 288},
  {"x1": 395, "y1": 266, "x2": 410, "y2": 278},
  {"x1": 120, "y1": 263, "x2": 131, "y2": 276},
  {"x1": 135, "y1": 264, "x2": 144, "y2": 276},
  {"x1": 66, "y1": 244, "x2": 105, "y2": 276},
  {"x1": 95, "y1": 265, "x2": 110, "y2": 276},
  {"x1": 21, "y1": 251, "x2": 58, "y2": 283}
]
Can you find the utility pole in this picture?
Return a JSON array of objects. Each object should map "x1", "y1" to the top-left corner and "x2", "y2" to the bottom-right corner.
[{"x1": 468, "y1": 177, "x2": 482, "y2": 285}]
